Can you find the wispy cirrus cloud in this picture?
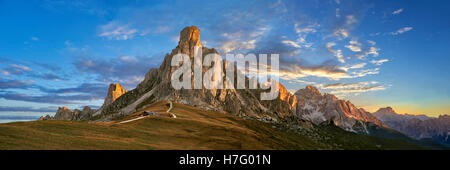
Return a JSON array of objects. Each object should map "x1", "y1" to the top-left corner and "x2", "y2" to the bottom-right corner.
[
  {"x1": 323, "y1": 81, "x2": 378, "y2": 89},
  {"x1": 345, "y1": 40, "x2": 362, "y2": 52},
  {"x1": 98, "y1": 22, "x2": 143, "y2": 40},
  {"x1": 280, "y1": 23, "x2": 317, "y2": 49},
  {"x1": 326, "y1": 42, "x2": 345, "y2": 63},
  {"x1": 390, "y1": 27, "x2": 413, "y2": 35},
  {"x1": 329, "y1": 85, "x2": 386, "y2": 94},
  {"x1": 322, "y1": 81, "x2": 387, "y2": 96},
  {"x1": 392, "y1": 8, "x2": 404, "y2": 15},
  {"x1": 371, "y1": 59, "x2": 389, "y2": 65},
  {"x1": 339, "y1": 63, "x2": 367, "y2": 71}
]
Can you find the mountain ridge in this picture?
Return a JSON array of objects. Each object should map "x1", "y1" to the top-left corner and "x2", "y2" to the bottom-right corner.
[{"x1": 373, "y1": 107, "x2": 449, "y2": 146}]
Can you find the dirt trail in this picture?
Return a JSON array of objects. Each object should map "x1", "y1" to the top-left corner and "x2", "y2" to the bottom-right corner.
[
  {"x1": 116, "y1": 116, "x2": 148, "y2": 124},
  {"x1": 167, "y1": 101, "x2": 173, "y2": 113}
]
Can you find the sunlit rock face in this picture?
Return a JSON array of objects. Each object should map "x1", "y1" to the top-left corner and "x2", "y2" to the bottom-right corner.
[
  {"x1": 179, "y1": 25, "x2": 202, "y2": 49},
  {"x1": 278, "y1": 83, "x2": 297, "y2": 111},
  {"x1": 104, "y1": 83, "x2": 128, "y2": 106},
  {"x1": 285, "y1": 85, "x2": 385, "y2": 132},
  {"x1": 373, "y1": 108, "x2": 450, "y2": 145}
]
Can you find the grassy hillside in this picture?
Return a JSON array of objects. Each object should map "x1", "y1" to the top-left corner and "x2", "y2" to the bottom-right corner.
[{"x1": 0, "y1": 101, "x2": 425, "y2": 150}]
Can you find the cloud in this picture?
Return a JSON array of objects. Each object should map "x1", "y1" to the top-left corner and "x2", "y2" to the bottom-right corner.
[
  {"x1": 336, "y1": 8, "x2": 341, "y2": 18},
  {"x1": 324, "y1": 82, "x2": 371, "y2": 89},
  {"x1": 392, "y1": 8, "x2": 404, "y2": 15},
  {"x1": 340, "y1": 63, "x2": 367, "y2": 71},
  {"x1": 281, "y1": 40, "x2": 301, "y2": 48},
  {"x1": 0, "y1": 83, "x2": 108, "y2": 105},
  {"x1": 280, "y1": 23, "x2": 317, "y2": 49},
  {"x1": 322, "y1": 81, "x2": 387, "y2": 96},
  {"x1": 369, "y1": 32, "x2": 381, "y2": 37},
  {"x1": 346, "y1": 15, "x2": 357, "y2": 25},
  {"x1": 99, "y1": 22, "x2": 141, "y2": 40},
  {"x1": 371, "y1": 59, "x2": 389, "y2": 65},
  {"x1": 0, "y1": 106, "x2": 56, "y2": 113},
  {"x1": 274, "y1": 63, "x2": 353, "y2": 80},
  {"x1": 0, "y1": 92, "x2": 98, "y2": 104},
  {"x1": 390, "y1": 27, "x2": 413, "y2": 35},
  {"x1": 335, "y1": 50, "x2": 345, "y2": 63},
  {"x1": 74, "y1": 55, "x2": 163, "y2": 88},
  {"x1": 326, "y1": 42, "x2": 345, "y2": 63},
  {"x1": 326, "y1": 42, "x2": 336, "y2": 49},
  {"x1": 219, "y1": 26, "x2": 270, "y2": 53},
  {"x1": 329, "y1": 85, "x2": 386, "y2": 94},
  {"x1": 357, "y1": 47, "x2": 380, "y2": 59},
  {"x1": 345, "y1": 40, "x2": 362, "y2": 52},
  {"x1": 334, "y1": 28, "x2": 349, "y2": 39},
  {"x1": 349, "y1": 63, "x2": 367, "y2": 69},
  {"x1": 39, "y1": 83, "x2": 106, "y2": 96},
  {"x1": 31, "y1": 37, "x2": 39, "y2": 41},
  {"x1": 0, "y1": 79, "x2": 33, "y2": 89},
  {"x1": 1, "y1": 64, "x2": 32, "y2": 75},
  {"x1": 36, "y1": 73, "x2": 66, "y2": 81},
  {"x1": 0, "y1": 70, "x2": 10, "y2": 76},
  {"x1": 351, "y1": 68, "x2": 380, "y2": 77}
]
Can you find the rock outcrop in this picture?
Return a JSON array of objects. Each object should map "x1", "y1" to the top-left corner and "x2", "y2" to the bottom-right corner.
[
  {"x1": 103, "y1": 83, "x2": 128, "y2": 106},
  {"x1": 280, "y1": 85, "x2": 385, "y2": 133},
  {"x1": 39, "y1": 106, "x2": 95, "y2": 121},
  {"x1": 373, "y1": 107, "x2": 449, "y2": 145}
]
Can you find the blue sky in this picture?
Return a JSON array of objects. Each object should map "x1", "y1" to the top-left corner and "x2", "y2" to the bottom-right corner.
[{"x1": 0, "y1": 0, "x2": 449, "y2": 117}]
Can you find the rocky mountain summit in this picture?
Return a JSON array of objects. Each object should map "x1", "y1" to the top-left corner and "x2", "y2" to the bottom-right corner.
[
  {"x1": 104, "y1": 83, "x2": 128, "y2": 106},
  {"x1": 39, "y1": 106, "x2": 95, "y2": 121},
  {"x1": 373, "y1": 107, "x2": 431, "y2": 122},
  {"x1": 373, "y1": 107, "x2": 450, "y2": 145},
  {"x1": 93, "y1": 83, "x2": 128, "y2": 116},
  {"x1": 279, "y1": 84, "x2": 385, "y2": 132}
]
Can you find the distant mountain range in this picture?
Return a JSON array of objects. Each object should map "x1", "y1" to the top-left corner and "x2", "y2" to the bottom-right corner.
[{"x1": 373, "y1": 107, "x2": 449, "y2": 146}]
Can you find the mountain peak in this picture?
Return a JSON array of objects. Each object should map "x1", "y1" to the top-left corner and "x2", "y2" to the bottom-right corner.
[
  {"x1": 377, "y1": 106, "x2": 396, "y2": 113},
  {"x1": 178, "y1": 25, "x2": 202, "y2": 48},
  {"x1": 104, "y1": 83, "x2": 127, "y2": 106},
  {"x1": 114, "y1": 82, "x2": 123, "y2": 89},
  {"x1": 60, "y1": 107, "x2": 71, "y2": 111},
  {"x1": 294, "y1": 85, "x2": 321, "y2": 97},
  {"x1": 305, "y1": 85, "x2": 320, "y2": 94}
]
